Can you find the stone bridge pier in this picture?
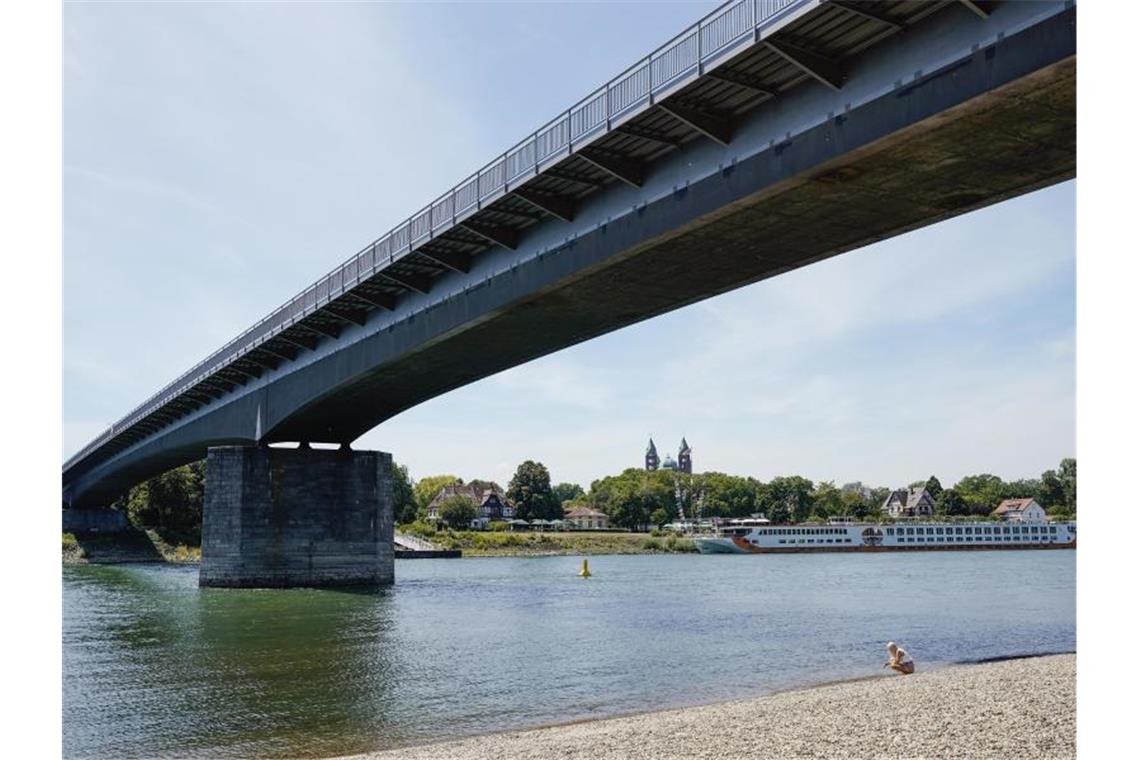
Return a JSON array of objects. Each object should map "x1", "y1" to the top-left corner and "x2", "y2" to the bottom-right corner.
[{"x1": 199, "y1": 445, "x2": 394, "y2": 588}]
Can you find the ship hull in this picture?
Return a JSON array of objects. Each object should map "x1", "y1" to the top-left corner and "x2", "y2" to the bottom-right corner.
[{"x1": 691, "y1": 522, "x2": 1076, "y2": 555}]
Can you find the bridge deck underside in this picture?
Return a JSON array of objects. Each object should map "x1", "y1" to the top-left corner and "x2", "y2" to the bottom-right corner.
[{"x1": 281, "y1": 56, "x2": 1074, "y2": 442}]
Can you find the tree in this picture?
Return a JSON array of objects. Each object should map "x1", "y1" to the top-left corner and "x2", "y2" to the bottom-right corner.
[
  {"x1": 762, "y1": 476, "x2": 814, "y2": 523},
  {"x1": 953, "y1": 473, "x2": 1007, "y2": 513},
  {"x1": 840, "y1": 489, "x2": 876, "y2": 520},
  {"x1": 650, "y1": 508, "x2": 670, "y2": 529},
  {"x1": 935, "y1": 488, "x2": 968, "y2": 516},
  {"x1": 812, "y1": 481, "x2": 843, "y2": 520},
  {"x1": 552, "y1": 482, "x2": 585, "y2": 506},
  {"x1": 508, "y1": 461, "x2": 560, "y2": 521},
  {"x1": 698, "y1": 472, "x2": 762, "y2": 518},
  {"x1": 589, "y1": 468, "x2": 675, "y2": 530},
  {"x1": 1004, "y1": 478, "x2": 1041, "y2": 500},
  {"x1": 391, "y1": 462, "x2": 417, "y2": 525},
  {"x1": 1037, "y1": 468, "x2": 1065, "y2": 510},
  {"x1": 124, "y1": 461, "x2": 205, "y2": 543},
  {"x1": 437, "y1": 494, "x2": 477, "y2": 529},
  {"x1": 414, "y1": 475, "x2": 462, "y2": 514},
  {"x1": 923, "y1": 476, "x2": 943, "y2": 499},
  {"x1": 1058, "y1": 457, "x2": 1077, "y2": 513}
]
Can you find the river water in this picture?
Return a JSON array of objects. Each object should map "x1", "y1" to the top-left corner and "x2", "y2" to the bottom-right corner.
[{"x1": 63, "y1": 551, "x2": 1075, "y2": 758}]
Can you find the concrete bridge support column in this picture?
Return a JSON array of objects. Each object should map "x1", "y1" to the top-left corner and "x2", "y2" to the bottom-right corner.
[{"x1": 199, "y1": 445, "x2": 394, "y2": 588}]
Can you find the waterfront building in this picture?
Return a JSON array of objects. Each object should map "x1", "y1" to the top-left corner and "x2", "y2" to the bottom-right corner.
[
  {"x1": 882, "y1": 487, "x2": 936, "y2": 518},
  {"x1": 644, "y1": 437, "x2": 692, "y2": 474},
  {"x1": 992, "y1": 498, "x2": 1047, "y2": 523},
  {"x1": 565, "y1": 506, "x2": 610, "y2": 530},
  {"x1": 426, "y1": 484, "x2": 515, "y2": 529}
]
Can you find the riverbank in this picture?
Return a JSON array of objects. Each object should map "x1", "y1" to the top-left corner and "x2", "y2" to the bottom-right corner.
[
  {"x1": 62, "y1": 528, "x2": 200, "y2": 564},
  {"x1": 405, "y1": 530, "x2": 694, "y2": 557},
  {"x1": 345, "y1": 654, "x2": 1075, "y2": 760},
  {"x1": 62, "y1": 529, "x2": 688, "y2": 564}
]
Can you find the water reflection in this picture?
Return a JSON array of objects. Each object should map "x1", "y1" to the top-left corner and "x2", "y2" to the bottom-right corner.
[{"x1": 64, "y1": 565, "x2": 404, "y2": 758}]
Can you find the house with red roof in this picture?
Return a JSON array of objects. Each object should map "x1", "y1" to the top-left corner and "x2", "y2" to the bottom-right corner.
[{"x1": 992, "y1": 498, "x2": 1046, "y2": 523}]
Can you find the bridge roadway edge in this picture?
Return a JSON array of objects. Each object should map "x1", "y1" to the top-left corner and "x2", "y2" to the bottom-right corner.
[{"x1": 65, "y1": 4, "x2": 1075, "y2": 507}]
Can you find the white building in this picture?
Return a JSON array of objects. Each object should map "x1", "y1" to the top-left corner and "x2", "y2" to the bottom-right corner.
[
  {"x1": 992, "y1": 498, "x2": 1047, "y2": 523},
  {"x1": 882, "y1": 487, "x2": 935, "y2": 518}
]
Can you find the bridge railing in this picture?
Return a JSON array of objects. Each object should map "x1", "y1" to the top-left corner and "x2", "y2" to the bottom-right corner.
[{"x1": 65, "y1": 0, "x2": 805, "y2": 473}]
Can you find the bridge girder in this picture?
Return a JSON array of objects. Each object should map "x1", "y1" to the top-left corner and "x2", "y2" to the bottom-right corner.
[{"x1": 63, "y1": 0, "x2": 1076, "y2": 507}]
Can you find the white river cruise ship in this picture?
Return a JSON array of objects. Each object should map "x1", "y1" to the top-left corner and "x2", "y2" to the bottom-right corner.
[{"x1": 692, "y1": 519, "x2": 1076, "y2": 554}]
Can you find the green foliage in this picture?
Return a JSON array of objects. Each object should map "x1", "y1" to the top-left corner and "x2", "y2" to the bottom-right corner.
[
  {"x1": 761, "y1": 476, "x2": 815, "y2": 523},
  {"x1": 1037, "y1": 468, "x2": 1065, "y2": 510},
  {"x1": 924, "y1": 476, "x2": 943, "y2": 498},
  {"x1": 935, "y1": 488, "x2": 969, "y2": 516},
  {"x1": 953, "y1": 473, "x2": 1008, "y2": 514},
  {"x1": 552, "y1": 482, "x2": 585, "y2": 505},
  {"x1": 590, "y1": 468, "x2": 676, "y2": 530},
  {"x1": 812, "y1": 481, "x2": 842, "y2": 520},
  {"x1": 488, "y1": 521, "x2": 509, "y2": 532},
  {"x1": 697, "y1": 472, "x2": 763, "y2": 518},
  {"x1": 508, "y1": 460, "x2": 561, "y2": 521},
  {"x1": 401, "y1": 519, "x2": 438, "y2": 538},
  {"x1": 123, "y1": 461, "x2": 204, "y2": 545},
  {"x1": 438, "y1": 494, "x2": 478, "y2": 528},
  {"x1": 62, "y1": 532, "x2": 84, "y2": 561},
  {"x1": 391, "y1": 462, "x2": 417, "y2": 525},
  {"x1": 649, "y1": 508, "x2": 670, "y2": 528},
  {"x1": 414, "y1": 474, "x2": 463, "y2": 514},
  {"x1": 1058, "y1": 457, "x2": 1077, "y2": 513}
]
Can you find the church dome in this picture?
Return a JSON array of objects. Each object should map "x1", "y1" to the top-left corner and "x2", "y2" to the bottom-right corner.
[{"x1": 661, "y1": 455, "x2": 678, "y2": 470}]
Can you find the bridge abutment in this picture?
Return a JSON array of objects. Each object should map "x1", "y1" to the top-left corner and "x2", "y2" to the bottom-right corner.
[{"x1": 199, "y1": 446, "x2": 394, "y2": 588}]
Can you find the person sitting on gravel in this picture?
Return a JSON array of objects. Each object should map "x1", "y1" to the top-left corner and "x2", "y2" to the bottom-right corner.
[{"x1": 884, "y1": 641, "x2": 915, "y2": 675}]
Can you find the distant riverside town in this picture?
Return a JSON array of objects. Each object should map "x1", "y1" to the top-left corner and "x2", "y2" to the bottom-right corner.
[{"x1": 104, "y1": 438, "x2": 1076, "y2": 549}]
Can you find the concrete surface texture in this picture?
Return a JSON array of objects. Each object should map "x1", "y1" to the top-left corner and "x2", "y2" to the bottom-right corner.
[{"x1": 199, "y1": 446, "x2": 394, "y2": 588}]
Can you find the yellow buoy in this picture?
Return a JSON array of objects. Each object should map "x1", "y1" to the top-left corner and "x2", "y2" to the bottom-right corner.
[{"x1": 579, "y1": 558, "x2": 591, "y2": 578}]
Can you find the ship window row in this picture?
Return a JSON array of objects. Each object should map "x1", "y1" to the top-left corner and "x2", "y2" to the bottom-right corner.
[
  {"x1": 888, "y1": 525, "x2": 1058, "y2": 537},
  {"x1": 759, "y1": 528, "x2": 849, "y2": 536},
  {"x1": 777, "y1": 538, "x2": 853, "y2": 545},
  {"x1": 897, "y1": 533, "x2": 1052, "y2": 543}
]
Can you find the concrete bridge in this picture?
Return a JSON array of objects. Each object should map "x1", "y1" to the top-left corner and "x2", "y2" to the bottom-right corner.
[{"x1": 63, "y1": 0, "x2": 1075, "y2": 586}]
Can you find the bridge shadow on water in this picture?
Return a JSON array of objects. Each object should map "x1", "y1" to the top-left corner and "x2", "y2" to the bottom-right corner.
[{"x1": 64, "y1": 564, "x2": 410, "y2": 758}]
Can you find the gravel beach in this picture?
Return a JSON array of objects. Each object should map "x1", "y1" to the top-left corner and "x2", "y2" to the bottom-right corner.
[{"x1": 348, "y1": 654, "x2": 1075, "y2": 760}]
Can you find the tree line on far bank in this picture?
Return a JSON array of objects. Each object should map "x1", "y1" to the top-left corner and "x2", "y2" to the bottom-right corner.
[{"x1": 108, "y1": 454, "x2": 1076, "y2": 541}]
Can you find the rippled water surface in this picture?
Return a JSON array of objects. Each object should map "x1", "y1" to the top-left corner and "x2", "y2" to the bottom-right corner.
[{"x1": 64, "y1": 551, "x2": 1074, "y2": 758}]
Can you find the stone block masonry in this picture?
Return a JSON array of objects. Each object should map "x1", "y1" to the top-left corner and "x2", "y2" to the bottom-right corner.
[
  {"x1": 199, "y1": 446, "x2": 394, "y2": 588},
  {"x1": 62, "y1": 508, "x2": 130, "y2": 534}
]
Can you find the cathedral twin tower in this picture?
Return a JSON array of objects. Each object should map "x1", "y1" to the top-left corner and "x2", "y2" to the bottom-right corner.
[{"x1": 645, "y1": 438, "x2": 692, "y2": 474}]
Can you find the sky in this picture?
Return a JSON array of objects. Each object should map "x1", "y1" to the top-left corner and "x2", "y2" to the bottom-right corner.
[{"x1": 63, "y1": 1, "x2": 1075, "y2": 493}]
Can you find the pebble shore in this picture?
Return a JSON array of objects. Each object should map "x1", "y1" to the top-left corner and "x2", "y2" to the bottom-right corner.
[{"x1": 349, "y1": 654, "x2": 1075, "y2": 760}]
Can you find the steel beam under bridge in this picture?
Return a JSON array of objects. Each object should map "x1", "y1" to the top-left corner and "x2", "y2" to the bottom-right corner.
[{"x1": 64, "y1": 0, "x2": 1075, "y2": 506}]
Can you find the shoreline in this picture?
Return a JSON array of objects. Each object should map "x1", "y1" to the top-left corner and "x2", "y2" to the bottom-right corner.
[{"x1": 338, "y1": 653, "x2": 1075, "y2": 760}]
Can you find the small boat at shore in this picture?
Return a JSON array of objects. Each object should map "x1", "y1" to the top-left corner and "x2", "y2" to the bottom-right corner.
[{"x1": 691, "y1": 518, "x2": 1076, "y2": 554}]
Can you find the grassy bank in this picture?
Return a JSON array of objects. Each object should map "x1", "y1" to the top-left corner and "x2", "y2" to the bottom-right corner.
[
  {"x1": 63, "y1": 529, "x2": 694, "y2": 565},
  {"x1": 62, "y1": 528, "x2": 200, "y2": 565},
  {"x1": 410, "y1": 529, "x2": 696, "y2": 557}
]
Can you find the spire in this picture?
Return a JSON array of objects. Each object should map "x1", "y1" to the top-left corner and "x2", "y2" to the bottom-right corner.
[
  {"x1": 645, "y1": 437, "x2": 659, "y2": 472},
  {"x1": 677, "y1": 436, "x2": 692, "y2": 474}
]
